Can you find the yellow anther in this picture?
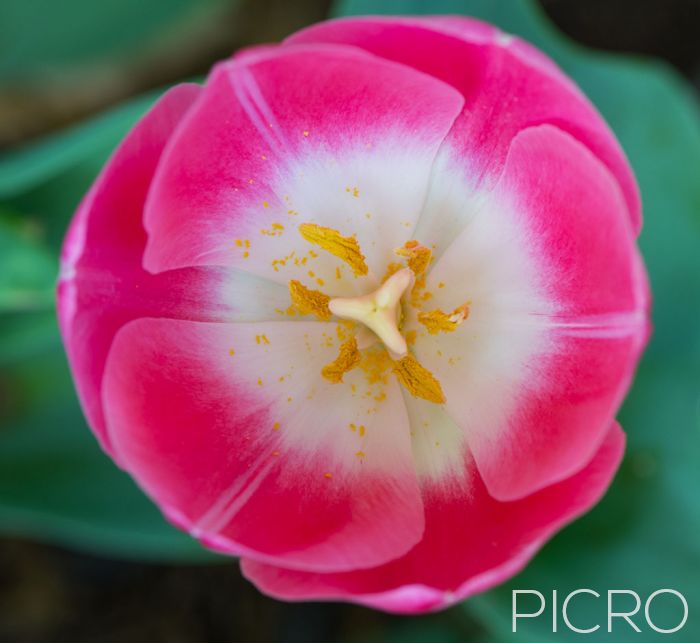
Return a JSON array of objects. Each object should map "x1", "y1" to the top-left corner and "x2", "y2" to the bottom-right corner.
[
  {"x1": 393, "y1": 354, "x2": 446, "y2": 404},
  {"x1": 395, "y1": 240, "x2": 432, "y2": 276},
  {"x1": 418, "y1": 303, "x2": 470, "y2": 334},
  {"x1": 322, "y1": 337, "x2": 362, "y2": 383},
  {"x1": 299, "y1": 223, "x2": 368, "y2": 276},
  {"x1": 288, "y1": 280, "x2": 331, "y2": 320}
]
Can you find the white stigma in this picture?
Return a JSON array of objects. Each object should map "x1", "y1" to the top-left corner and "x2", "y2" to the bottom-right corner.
[{"x1": 328, "y1": 268, "x2": 412, "y2": 357}]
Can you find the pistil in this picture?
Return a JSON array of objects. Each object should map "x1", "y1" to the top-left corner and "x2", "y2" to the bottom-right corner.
[{"x1": 328, "y1": 268, "x2": 413, "y2": 357}]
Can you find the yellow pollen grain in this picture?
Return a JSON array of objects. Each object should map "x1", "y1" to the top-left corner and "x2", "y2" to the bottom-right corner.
[
  {"x1": 405, "y1": 330, "x2": 417, "y2": 346},
  {"x1": 257, "y1": 377, "x2": 263, "y2": 386},
  {"x1": 355, "y1": 451, "x2": 365, "y2": 458},
  {"x1": 324, "y1": 472, "x2": 333, "y2": 479},
  {"x1": 261, "y1": 222, "x2": 284, "y2": 237},
  {"x1": 243, "y1": 251, "x2": 249, "y2": 258},
  {"x1": 228, "y1": 348, "x2": 236, "y2": 356},
  {"x1": 438, "y1": 282, "x2": 445, "y2": 289},
  {"x1": 288, "y1": 280, "x2": 331, "y2": 320},
  {"x1": 358, "y1": 424, "x2": 366, "y2": 437},
  {"x1": 418, "y1": 304, "x2": 470, "y2": 335},
  {"x1": 358, "y1": 346, "x2": 392, "y2": 385},
  {"x1": 316, "y1": 278, "x2": 325, "y2": 287},
  {"x1": 262, "y1": 201, "x2": 269, "y2": 208},
  {"x1": 298, "y1": 223, "x2": 368, "y2": 276},
  {"x1": 273, "y1": 422, "x2": 281, "y2": 431},
  {"x1": 392, "y1": 354, "x2": 446, "y2": 404},
  {"x1": 349, "y1": 423, "x2": 356, "y2": 432},
  {"x1": 255, "y1": 334, "x2": 270, "y2": 345},
  {"x1": 321, "y1": 337, "x2": 361, "y2": 384},
  {"x1": 335, "y1": 266, "x2": 342, "y2": 280},
  {"x1": 382, "y1": 261, "x2": 403, "y2": 283},
  {"x1": 235, "y1": 239, "x2": 243, "y2": 247}
]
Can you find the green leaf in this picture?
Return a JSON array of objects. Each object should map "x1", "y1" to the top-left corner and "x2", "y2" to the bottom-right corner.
[
  {"x1": 0, "y1": 92, "x2": 159, "y2": 199},
  {"x1": 0, "y1": 211, "x2": 56, "y2": 312},
  {"x1": 334, "y1": 0, "x2": 700, "y2": 639},
  {"x1": 0, "y1": 0, "x2": 228, "y2": 83}
]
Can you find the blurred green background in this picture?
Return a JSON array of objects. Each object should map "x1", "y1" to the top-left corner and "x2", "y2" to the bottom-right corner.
[{"x1": 1, "y1": 0, "x2": 699, "y2": 641}]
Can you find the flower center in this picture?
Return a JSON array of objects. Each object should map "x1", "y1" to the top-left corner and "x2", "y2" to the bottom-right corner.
[
  {"x1": 286, "y1": 223, "x2": 470, "y2": 405},
  {"x1": 328, "y1": 268, "x2": 412, "y2": 357}
]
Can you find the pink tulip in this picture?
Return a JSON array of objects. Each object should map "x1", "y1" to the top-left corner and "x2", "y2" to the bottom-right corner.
[{"x1": 58, "y1": 16, "x2": 649, "y2": 613}]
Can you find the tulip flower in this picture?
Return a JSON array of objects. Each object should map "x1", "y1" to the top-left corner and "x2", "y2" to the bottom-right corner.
[{"x1": 58, "y1": 15, "x2": 649, "y2": 613}]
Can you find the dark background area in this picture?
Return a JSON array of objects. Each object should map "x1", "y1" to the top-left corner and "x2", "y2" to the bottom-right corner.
[
  {"x1": 1, "y1": 0, "x2": 699, "y2": 148},
  {"x1": 1, "y1": 1, "x2": 698, "y2": 642}
]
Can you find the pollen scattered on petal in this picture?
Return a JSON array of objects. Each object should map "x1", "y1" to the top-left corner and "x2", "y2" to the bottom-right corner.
[
  {"x1": 418, "y1": 303, "x2": 470, "y2": 335},
  {"x1": 322, "y1": 337, "x2": 361, "y2": 384},
  {"x1": 272, "y1": 422, "x2": 280, "y2": 431},
  {"x1": 261, "y1": 222, "x2": 284, "y2": 237},
  {"x1": 298, "y1": 223, "x2": 368, "y2": 276},
  {"x1": 324, "y1": 472, "x2": 333, "y2": 479},
  {"x1": 288, "y1": 279, "x2": 331, "y2": 320},
  {"x1": 393, "y1": 354, "x2": 446, "y2": 404}
]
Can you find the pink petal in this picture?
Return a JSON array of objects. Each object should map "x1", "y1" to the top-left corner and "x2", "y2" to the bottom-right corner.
[
  {"x1": 286, "y1": 16, "x2": 641, "y2": 234},
  {"x1": 58, "y1": 84, "x2": 291, "y2": 457},
  {"x1": 241, "y1": 423, "x2": 625, "y2": 614},
  {"x1": 142, "y1": 43, "x2": 464, "y2": 278},
  {"x1": 57, "y1": 84, "x2": 221, "y2": 456},
  {"x1": 417, "y1": 125, "x2": 648, "y2": 500},
  {"x1": 102, "y1": 318, "x2": 424, "y2": 571}
]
